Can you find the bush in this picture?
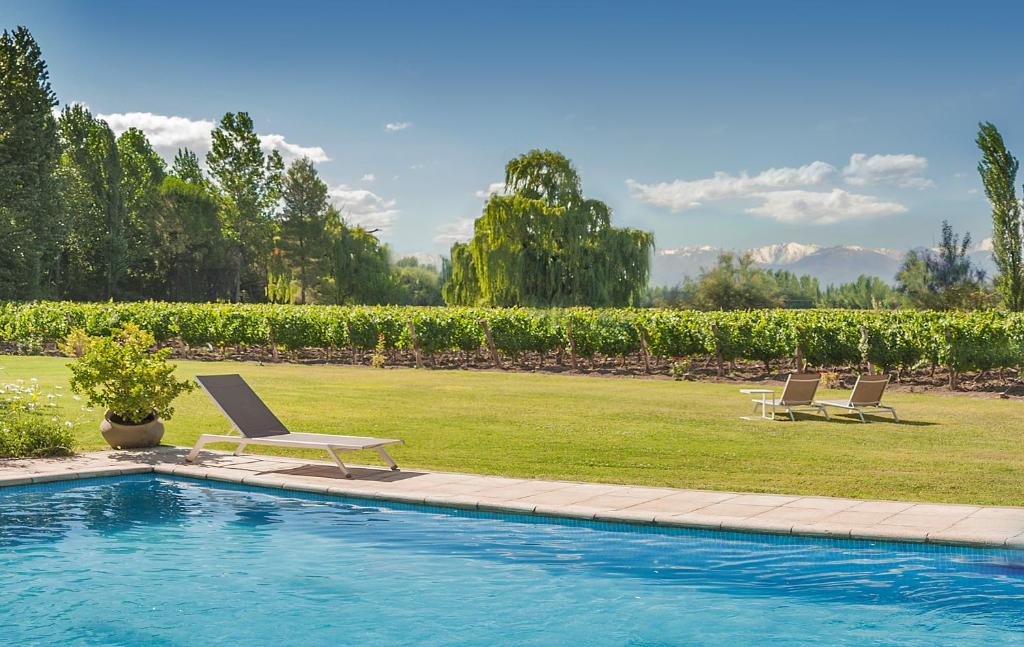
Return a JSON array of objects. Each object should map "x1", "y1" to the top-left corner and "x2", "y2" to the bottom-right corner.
[
  {"x1": 0, "y1": 380, "x2": 75, "y2": 458},
  {"x1": 68, "y1": 323, "x2": 195, "y2": 425}
]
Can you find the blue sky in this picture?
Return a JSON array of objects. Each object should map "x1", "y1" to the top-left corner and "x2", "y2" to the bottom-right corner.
[{"x1": 5, "y1": 0, "x2": 1023, "y2": 258}]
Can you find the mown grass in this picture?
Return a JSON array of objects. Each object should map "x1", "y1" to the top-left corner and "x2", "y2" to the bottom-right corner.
[{"x1": 5, "y1": 355, "x2": 1022, "y2": 506}]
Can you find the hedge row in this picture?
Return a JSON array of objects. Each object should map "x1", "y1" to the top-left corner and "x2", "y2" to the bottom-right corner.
[{"x1": 3, "y1": 302, "x2": 1024, "y2": 375}]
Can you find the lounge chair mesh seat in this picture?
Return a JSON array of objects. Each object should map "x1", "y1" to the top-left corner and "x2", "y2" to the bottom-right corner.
[
  {"x1": 186, "y1": 374, "x2": 403, "y2": 478},
  {"x1": 751, "y1": 373, "x2": 830, "y2": 421},
  {"x1": 816, "y1": 374, "x2": 899, "y2": 422}
]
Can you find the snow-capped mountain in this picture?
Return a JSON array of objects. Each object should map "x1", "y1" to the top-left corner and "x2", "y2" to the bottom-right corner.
[{"x1": 651, "y1": 242, "x2": 996, "y2": 287}]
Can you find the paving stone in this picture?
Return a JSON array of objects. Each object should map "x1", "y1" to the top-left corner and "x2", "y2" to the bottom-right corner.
[
  {"x1": 846, "y1": 500, "x2": 915, "y2": 514},
  {"x1": 727, "y1": 493, "x2": 801, "y2": 507},
  {"x1": 820, "y1": 510, "x2": 895, "y2": 526},
  {"x1": 693, "y1": 502, "x2": 776, "y2": 518},
  {"x1": 754, "y1": 506, "x2": 836, "y2": 523},
  {"x1": 783, "y1": 497, "x2": 858, "y2": 512},
  {"x1": 518, "y1": 485, "x2": 622, "y2": 506},
  {"x1": 881, "y1": 513, "x2": 967, "y2": 530}
]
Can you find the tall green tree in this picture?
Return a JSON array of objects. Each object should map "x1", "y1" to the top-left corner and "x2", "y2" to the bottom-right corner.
[
  {"x1": 206, "y1": 112, "x2": 284, "y2": 302},
  {"x1": 896, "y1": 221, "x2": 987, "y2": 309},
  {"x1": 171, "y1": 148, "x2": 205, "y2": 185},
  {"x1": 977, "y1": 122, "x2": 1022, "y2": 311},
  {"x1": 688, "y1": 253, "x2": 782, "y2": 310},
  {"x1": 443, "y1": 150, "x2": 654, "y2": 306},
  {"x1": 820, "y1": 275, "x2": 899, "y2": 309},
  {"x1": 154, "y1": 175, "x2": 229, "y2": 301},
  {"x1": 392, "y1": 257, "x2": 443, "y2": 305},
  {"x1": 278, "y1": 157, "x2": 330, "y2": 303},
  {"x1": 0, "y1": 26, "x2": 61, "y2": 298},
  {"x1": 57, "y1": 105, "x2": 126, "y2": 299},
  {"x1": 117, "y1": 127, "x2": 166, "y2": 296},
  {"x1": 319, "y1": 207, "x2": 394, "y2": 304}
]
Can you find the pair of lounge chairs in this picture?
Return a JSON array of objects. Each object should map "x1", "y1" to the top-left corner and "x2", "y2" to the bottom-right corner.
[
  {"x1": 186, "y1": 374, "x2": 403, "y2": 478},
  {"x1": 749, "y1": 373, "x2": 898, "y2": 422}
]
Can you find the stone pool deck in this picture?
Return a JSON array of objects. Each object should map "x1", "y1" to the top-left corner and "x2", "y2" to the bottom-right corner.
[{"x1": 1, "y1": 447, "x2": 1022, "y2": 549}]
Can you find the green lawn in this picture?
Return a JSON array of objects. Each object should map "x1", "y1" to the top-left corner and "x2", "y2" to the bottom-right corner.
[{"x1": 6, "y1": 355, "x2": 1023, "y2": 506}]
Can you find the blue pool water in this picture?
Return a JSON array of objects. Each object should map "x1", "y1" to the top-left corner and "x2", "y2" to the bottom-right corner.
[{"x1": 0, "y1": 476, "x2": 1022, "y2": 646}]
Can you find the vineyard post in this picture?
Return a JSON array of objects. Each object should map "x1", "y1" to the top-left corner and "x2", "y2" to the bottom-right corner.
[
  {"x1": 794, "y1": 343, "x2": 804, "y2": 372},
  {"x1": 269, "y1": 329, "x2": 279, "y2": 362},
  {"x1": 636, "y1": 325, "x2": 651, "y2": 374},
  {"x1": 566, "y1": 319, "x2": 579, "y2": 370},
  {"x1": 945, "y1": 326, "x2": 958, "y2": 390},
  {"x1": 712, "y1": 322, "x2": 724, "y2": 377},
  {"x1": 406, "y1": 320, "x2": 424, "y2": 368},
  {"x1": 346, "y1": 320, "x2": 357, "y2": 364},
  {"x1": 478, "y1": 319, "x2": 502, "y2": 368}
]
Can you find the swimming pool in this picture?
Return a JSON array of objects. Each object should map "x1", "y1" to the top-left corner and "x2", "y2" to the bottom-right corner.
[{"x1": 0, "y1": 476, "x2": 1021, "y2": 645}]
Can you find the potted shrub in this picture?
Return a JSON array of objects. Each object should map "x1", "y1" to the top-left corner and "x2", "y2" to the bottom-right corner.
[{"x1": 68, "y1": 323, "x2": 194, "y2": 449}]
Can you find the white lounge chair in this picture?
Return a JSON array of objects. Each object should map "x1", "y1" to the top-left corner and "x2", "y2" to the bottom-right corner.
[
  {"x1": 186, "y1": 374, "x2": 403, "y2": 478},
  {"x1": 748, "y1": 373, "x2": 830, "y2": 421},
  {"x1": 816, "y1": 374, "x2": 899, "y2": 423}
]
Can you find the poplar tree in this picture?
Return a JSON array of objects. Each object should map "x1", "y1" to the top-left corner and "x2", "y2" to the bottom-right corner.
[{"x1": 977, "y1": 122, "x2": 1022, "y2": 311}]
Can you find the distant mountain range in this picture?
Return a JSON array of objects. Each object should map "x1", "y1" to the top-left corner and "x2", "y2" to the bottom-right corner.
[{"x1": 651, "y1": 242, "x2": 997, "y2": 287}]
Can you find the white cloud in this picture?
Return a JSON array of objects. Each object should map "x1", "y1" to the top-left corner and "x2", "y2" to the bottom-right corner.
[
  {"x1": 474, "y1": 181, "x2": 508, "y2": 199},
  {"x1": 975, "y1": 237, "x2": 993, "y2": 252},
  {"x1": 745, "y1": 189, "x2": 907, "y2": 224},
  {"x1": 434, "y1": 218, "x2": 475, "y2": 245},
  {"x1": 328, "y1": 184, "x2": 399, "y2": 234},
  {"x1": 626, "y1": 161, "x2": 835, "y2": 211},
  {"x1": 96, "y1": 111, "x2": 329, "y2": 163},
  {"x1": 842, "y1": 153, "x2": 932, "y2": 189},
  {"x1": 256, "y1": 133, "x2": 329, "y2": 164},
  {"x1": 385, "y1": 121, "x2": 412, "y2": 132},
  {"x1": 361, "y1": 173, "x2": 376, "y2": 182}
]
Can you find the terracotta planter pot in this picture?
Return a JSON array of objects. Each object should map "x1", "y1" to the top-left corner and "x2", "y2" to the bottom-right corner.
[{"x1": 100, "y1": 410, "x2": 165, "y2": 449}]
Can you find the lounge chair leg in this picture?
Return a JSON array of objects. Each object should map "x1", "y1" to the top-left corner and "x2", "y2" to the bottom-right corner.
[
  {"x1": 375, "y1": 447, "x2": 399, "y2": 471},
  {"x1": 326, "y1": 446, "x2": 354, "y2": 479},
  {"x1": 858, "y1": 410, "x2": 866, "y2": 423},
  {"x1": 788, "y1": 409, "x2": 795, "y2": 422},
  {"x1": 232, "y1": 441, "x2": 248, "y2": 456},
  {"x1": 186, "y1": 436, "x2": 210, "y2": 462},
  {"x1": 820, "y1": 406, "x2": 830, "y2": 420}
]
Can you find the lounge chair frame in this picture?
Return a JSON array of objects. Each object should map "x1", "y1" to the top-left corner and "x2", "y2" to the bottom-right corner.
[
  {"x1": 751, "y1": 373, "x2": 830, "y2": 421},
  {"x1": 816, "y1": 374, "x2": 899, "y2": 423},
  {"x1": 186, "y1": 374, "x2": 403, "y2": 478}
]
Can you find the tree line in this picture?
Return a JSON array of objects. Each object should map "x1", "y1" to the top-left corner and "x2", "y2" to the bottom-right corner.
[
  {"x1": 648, "y1": 220, "x2": 989, "y2": 311},
  {"x1": 0, "y1": 26, "x2": 441, "y2": 306}
]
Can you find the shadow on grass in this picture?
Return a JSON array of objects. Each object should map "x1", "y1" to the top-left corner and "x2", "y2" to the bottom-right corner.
[{"x1": 771, "y1": 414, "x2": 939, "y2": 426}]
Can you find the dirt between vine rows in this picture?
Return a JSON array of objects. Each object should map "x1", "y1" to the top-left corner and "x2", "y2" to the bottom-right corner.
[{"x1": 15, "y1": 341, "x2": 1024, "y2": 400}]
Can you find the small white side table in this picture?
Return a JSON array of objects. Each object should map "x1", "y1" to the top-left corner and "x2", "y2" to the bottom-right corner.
[{"x1": 739, "y1": 388, "x2": 776, "y2": 420}]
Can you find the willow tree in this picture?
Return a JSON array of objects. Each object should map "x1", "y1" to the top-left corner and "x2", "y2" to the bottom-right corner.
[{"x1": 443, "y1": 150, "x2": 653, "y2": 306}]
